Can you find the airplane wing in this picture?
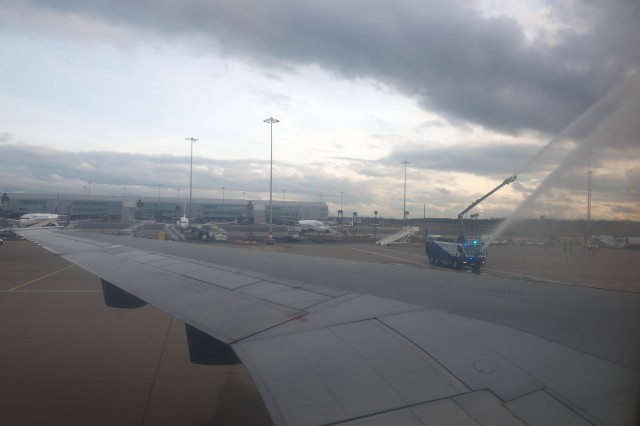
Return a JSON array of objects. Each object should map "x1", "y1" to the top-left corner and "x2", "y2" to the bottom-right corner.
[{"x1": 17, "y1": 229, "x2": 638, "y2": 426}]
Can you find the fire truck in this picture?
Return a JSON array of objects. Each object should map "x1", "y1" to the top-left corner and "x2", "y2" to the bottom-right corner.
[
  {"x1": 426, "y1": 236, "x2": 486, "y2": 272},
  {"x1": 425, "y1": 173, "x2": 517, "y2": 273}
]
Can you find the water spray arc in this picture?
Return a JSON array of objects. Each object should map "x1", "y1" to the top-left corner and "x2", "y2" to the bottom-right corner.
[{"x1": 490, "y1": 74, "x2": 639, "y2": 241}]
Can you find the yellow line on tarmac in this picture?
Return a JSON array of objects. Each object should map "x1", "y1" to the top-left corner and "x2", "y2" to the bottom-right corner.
[{"x1": 9, "y1": 264, "x2": 76, "y2": 291}]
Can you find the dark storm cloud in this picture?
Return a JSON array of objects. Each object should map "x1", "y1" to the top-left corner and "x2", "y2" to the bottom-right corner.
[
  {"x1": 385, "y1": 142, "x2": 542, "y2": 178},
  {"x1": 9, "y1": 0, "x2": 639, "y2": 135}
]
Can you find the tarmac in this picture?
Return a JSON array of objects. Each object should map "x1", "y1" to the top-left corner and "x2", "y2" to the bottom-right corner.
[
  {"x1": 238, "y1": 239, "x2": 640, "y2": 292},
  {"x1": 1, "y1": 236, "x2": 638, "y2": 425},
  {"x1": 0, "y1": 239, "x2": 272, "y2": 426}
]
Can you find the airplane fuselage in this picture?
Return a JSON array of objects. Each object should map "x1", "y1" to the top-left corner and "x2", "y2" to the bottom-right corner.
[
  {"x1": 176, "y1": 216, "x2": 190, "y2": 230},
  {"x1": 19, "y1": 213, "x2": 59, "y2": 227},
  {"x1": 298, "y1": 220, "x2": 330, "y2": 233}
]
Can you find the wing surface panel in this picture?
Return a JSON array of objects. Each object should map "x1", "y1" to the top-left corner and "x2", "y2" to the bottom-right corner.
[
  {"x1": 337, "y1": 392, "x2": 527, "y2": 426},
  {"x1": 380, "y1": 310, "x2": 544, "y2": 401},
  {"x1": 250, "y1": 294, "x2": 422, "y2": 339},
  {"x1": 19, "y1": 231, "x2": 325, "y2": 343},
  {"x1": 122, "y1": 252, "x2": 168, "y2": 264},
  {"x1": 182, "y1": 266, "x2": 265, "y2": 289},
  {"x1": 63, "y1": 251, "x2": 304, "y2": 342},
  {"x1": 506, "y1": 391, "x2": 593, "y2": 426},
  {"x1": 234, "y1": 319, "x2": 469, "y2": 426},
  {"x1": 143, "y1": 257, "x2": 210, "y2": 275},
  {"x1": 100, "y1": 245, "x2": 138, "y2": 256},
  {"x1": 339, "y1": 409, "x2": 428, "y2": 426},
  {"x1": 382, "y1": 309, "x2": 639, "y2": 426},
  {"x1": 237, "y1": 281, "x2": 335, "y2": 309},
  {"x1": 19, "y1": 229, "x2": 111, "y2": 253},
  {"x1": 452, "y1": 391, "x2": 527, "y2": 425}
]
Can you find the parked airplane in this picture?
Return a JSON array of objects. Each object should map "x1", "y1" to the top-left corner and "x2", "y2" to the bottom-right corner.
[
  {"x1": 175, "y1": 216, "x2": 236, "y2": 231},
  {"x1": 16, "y1": 212, "x2": 106, "y2": 229},
  {"x1": 7, "y1": 210, "x2": 109, "y2": 231},
  {"x1": 11, "y1": 194, "x2": 64, "y2": 228},
  {"x1": 16, "y1": 213, "x2": 60, "y2": 227},
  {"x1": 297, "y1": 219, "x2": 332, "y2": 232},
  {"x1": 175, "y1": 215, "x2": 190, "y2": 230},
  {"x1": 269, "y1": 219, "x2": 337, "y2": 237},
  {"x1": 293, "y1": 219, "x2": 347, "y2": 234},
  {"x1": 616, "y1": 236, "x2": 640, "y2": 249},
  {"x1": 2, "y1": 213, "x2": 60, "y2": 228},
  {"x1": 594, "y1": 234, "x2": 640, "y2": 249},
  {"x1": 16, "y1": 228, "x2": 639, "y2": 425}
]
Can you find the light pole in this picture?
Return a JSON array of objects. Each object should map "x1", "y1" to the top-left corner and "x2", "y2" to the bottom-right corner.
[
  {"x1": 374, "y1": 210, "x2": 378, "y2": 241},
  {"x1": 185, "y1": 137, "x2": 198, "y2": 218},
  {"x1": 88, "y1": 181, "x2": 91, "y2": 200},
  {"x1": 587, "y1": 151, "x2": 593, "y2": 238},
  {"x1": 401, "y1": 161, "x2": 409, "y2": 229},
  {"x1": 221, "y1": 186, "x2": 226, "y2": 221},
  {"x1": 158, "y1": 184, "x2": 161, "y2": 202},
  {"x1": 337, "y1": 191, "x2": 344, "y2": 231},
  {"x1": 264, "y1": 117, "x2": 279, "y2": 236},
  {"x1": 282, "y1": 189, "x2": 286, "y2": 223},
  {"x1": 1, "y1": 193, "x2": 8, "y2": 229},
  {"x1": 136, "y1": 199, "x2": 143, "y2": 237}
]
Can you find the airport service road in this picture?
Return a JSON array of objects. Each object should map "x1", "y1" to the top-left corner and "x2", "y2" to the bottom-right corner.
[{"x1": 77, "y1": 233, "x2": 640, "y2": 372}]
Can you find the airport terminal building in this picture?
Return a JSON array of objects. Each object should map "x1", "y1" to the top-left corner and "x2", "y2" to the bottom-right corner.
[{"x1": 1, "y1": 193, "x2": 328, "y2": 225}]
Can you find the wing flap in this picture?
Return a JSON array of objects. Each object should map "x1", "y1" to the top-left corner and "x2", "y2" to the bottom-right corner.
[
  {"x1": 380, "y1": 310, "x2": 543, "y2": 401},
  {"x1": 234, "y1": 319, "x2": 468, "y2": 426}
]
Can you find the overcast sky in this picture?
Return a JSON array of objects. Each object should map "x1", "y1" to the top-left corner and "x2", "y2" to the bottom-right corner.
[{"x1": 1, "y1": 0, "x2": 638, "y2": 221}]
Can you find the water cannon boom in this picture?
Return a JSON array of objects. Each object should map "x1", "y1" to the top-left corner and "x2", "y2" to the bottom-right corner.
[{"x1": 458, "y1": 173, "x2": 517, "y2": 240}]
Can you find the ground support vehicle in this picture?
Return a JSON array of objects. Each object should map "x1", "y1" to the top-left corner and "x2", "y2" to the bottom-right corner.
[{"x1": 426, "y1": 236, "x2": 486, "y2": 272}]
